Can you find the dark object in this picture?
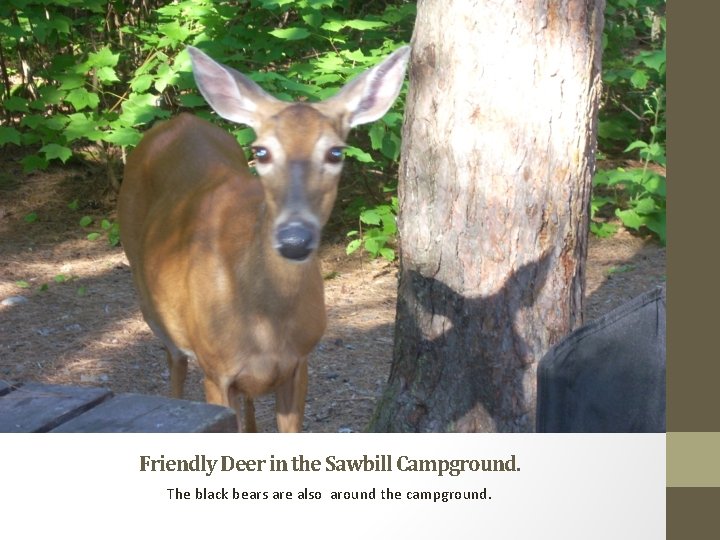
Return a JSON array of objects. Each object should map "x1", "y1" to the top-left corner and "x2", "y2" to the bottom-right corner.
[
  {"x1": 537, "y1": 286, "x2": 666, "y2": 432},
  {"x1": 0, "y1": 382, "x2": 236, "y2": 433}
]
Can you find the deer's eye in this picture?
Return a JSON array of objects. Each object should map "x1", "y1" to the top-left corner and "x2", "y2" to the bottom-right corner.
[
  {"x1": 326, "y1": 147, "x2": 345, "y2": 164},
  {"x1": 252, "y1": 146, "x2": 271, "y2": 164}
]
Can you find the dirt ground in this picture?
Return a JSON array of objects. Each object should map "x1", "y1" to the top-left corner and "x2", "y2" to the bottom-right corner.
[{"x1": 0, "y1": 156, "x2": 666, "y2": 432}]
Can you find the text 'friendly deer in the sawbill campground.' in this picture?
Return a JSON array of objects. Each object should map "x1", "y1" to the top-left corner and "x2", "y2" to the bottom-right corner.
[{"x1": 118, "y1": 45, "x2": 411, "y2": 432}]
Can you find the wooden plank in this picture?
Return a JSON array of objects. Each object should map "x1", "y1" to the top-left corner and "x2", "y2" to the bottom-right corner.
[
  {"x1": 0, "y1": 383, "x2": 112, "y2": 433},
  {"x1": 51, "y1": 393, "x2": 237, "y2": 433}
]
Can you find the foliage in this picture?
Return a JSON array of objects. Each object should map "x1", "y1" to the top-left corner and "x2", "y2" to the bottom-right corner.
[
  {"x1": 1, "y1": 0, "x2": 666, "y2": 256},
  {"x1": 593, "y1": 0, "x2": 666, "y2": 244},
  {"x1": 345, "y1": 195, "x2": 398, "y2": 261},
  {"x1": 0, "y1": 0, "x2": 413, "y2": 250}
]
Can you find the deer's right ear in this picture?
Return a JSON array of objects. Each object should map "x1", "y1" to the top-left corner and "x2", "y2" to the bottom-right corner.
[{"x1": 187, "y1": 46, "x2": 279, "y2": 129}]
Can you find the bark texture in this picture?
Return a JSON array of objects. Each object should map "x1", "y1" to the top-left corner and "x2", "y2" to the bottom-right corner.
[{"x1": 370, "y1": 0, "x2": 605, "y2": 432}]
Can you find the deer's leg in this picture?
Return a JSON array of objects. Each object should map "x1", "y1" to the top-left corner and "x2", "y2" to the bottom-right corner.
[
  {"x1": 166, "y1": 348, "x2": 188, "y2": 399},
  {"x1": 275, "y1": 357, "x2": 308, "y2": 433},
  {"x1": 243, "y1": 397, "x2": 257, "y2": 433},
  {"x1": 203, "y1": 378, "x2": 254, "y2": 432}
]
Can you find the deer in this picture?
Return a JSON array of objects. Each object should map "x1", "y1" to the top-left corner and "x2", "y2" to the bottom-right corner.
[{"x1": 118, "y1": 45, "x2": 410, "y2": 432}]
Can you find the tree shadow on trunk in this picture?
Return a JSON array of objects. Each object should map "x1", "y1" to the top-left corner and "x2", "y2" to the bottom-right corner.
[{"x1": 370, "y1": 250, "x2": 554, "y2": 432}]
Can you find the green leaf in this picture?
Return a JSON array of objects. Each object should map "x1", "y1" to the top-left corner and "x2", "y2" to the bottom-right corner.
[
  {"x1": 616, "y1": 208, "x2": 647, "y2": 230},
  {"x1": 2, "y1": 96, "x2": 29, "y2": 112},
  {"x1": 360, "y1": 209, "x2": 382, "y2": 226},
  {"x1": 382, "y1": 112, "x2": 404, "y2": 127},
  {"x1": 234, "y1": 128, "x2": 256, "y2": 146},
  {"x1": 96, "y1": 66, "x2": 119, "y2": 83},
  {"x1": 379, "y1": 247, "x2": 396, "y2": 262},
  {"x1": 604, "y1": 168, "x2": 645, "y2": 187},
  {"x1": 624, "y1": 140, "x2": 648, "y2": 153},
  {"x1": 633, "y1": 49, "x2": 666, "y2": 73},
  {"x1": 591, "y1": 196, "x2": 615, "y2": 215},
  {"x1": 320, "y1": 20, "x2": 344, "y2": 32},
  {"x1": 322, "y1": 19, "x2": 387, "y2": 31},
  {"x1": 640, "y1": 142, "x2": 664, "y2": 162},
  {"x1": 630, "y1": 69, "x2": 649, "y2": 90},
  {"x1": 269, "y1": 27, "x2": 311, "y2": 40},
  {"x1": 45, "y1": 115, "x2": 70, "y2": 131},
  {"x1": 87, "y1": 46, "x2": 120, "y2": 68},
  {"x1": 645, "y1": 214, "x2": 666, "y2": 245},
  {"x1": 43, "y1": 16, "x2": 72, "y2": 36},
  {"x1": 79, "y1": 216, "x2": 93, "y2": 227},
  {"x1": 178, "y1": 94, "x2": 206, "y2": 108},
  {"x1": 381, "y1": 134, "x2": 400, "y2": 160},
  {"x1": 21, "y1": 155, "x2": 49, "y2": 173},
  {"x1": 590, "y1": 221, "x2": 619, "y2": 238},
  {"x1": 65, "y1": 113, "x2": 106, "y2": 142},
  {"x1": 24, "y1": 212, "x2": 39, "y2": 223},
  {"x1": 311, "y1": 73, "x2": 342, "y2": 85},
  {"x1": 258, "y1": 0, "x2": 297, "y2": 7},
  {"x1": 118, "y1": 93, "x2": 169, "y2": 126},
  {"x1": 65, "y1": 88, "x2": 100, "y2": 110},
  {"x1": 154, "y1": 62, "x2": 179, "y2": 93},
  {"x1": 0, "y1": 126, "x2": 21, "y2": 146},
  {"x1": 58, "y1": 74, "x2": 86, "y2": 91},
  {"x1": 41, "y1": 144, "x2": 73, "y2": 163},
  {"x1": 104, "y1": 127, "x2": 142, "y2": 147},
  {"x1": 37, "y1": 86, "x2": 65, "y2": 107},
  {"x1": 632, "y1": 197, "x2": 657, "y2": 215},
  {"x1": 158, "y1": 21, "x2": 191, "y2": 44},
  {"x1": 592, "y1": 170, "x2": 611, "y2": 186},
  {"x1": 345, "y1": 146, "x2": 373, "y2": 163},
  {"x1": 131, "y1": 74, "x2": 155, "y2": 93},
  {"x1": 108, "y1": 227, "x2": 121, "y2": 247},
  {"x1": 20, "y1": 115, "x2": 44, "y2": 130},
  {"x1": 368, "y1": 123, "x2": 385, "y2": 150},
  {"x1": 364, "y1": 234, "x2": 387, "y2": 256},
  {"x1": 346, "y1": 238, "x2": 362, "y2": 255},
  {"x1": 87, "y1": 232, "x2": 102, "y2": 241},
  {"x1": 380, "y1": 212, "x2": 397, "y2": 234},
  {"x1": 342, "y1": 49, "x2": 367, "y2": 62},
  {"x1": 598, "y1": 119, "x2": 634, "y2": 142},
  {"x1": 643, "y1": 175, "x2": 666, "y2": 197},
  {"x1": 303, "y1": 12, "x2": 323, "y2": 27},
  {"x1": 344, "y1": 19, "x2": 388, "y2": 30},
  {"x1": 315, "y1": 54, "x2": 343, "y2": 72},
  {"x1": 16, "y1": 280, "x2": 31, "y2": 289}
]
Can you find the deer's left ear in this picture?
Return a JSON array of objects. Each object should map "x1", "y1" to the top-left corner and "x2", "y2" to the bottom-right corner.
[{"x1": 326, "y1": 46, "x2": 411, "y2": 129}]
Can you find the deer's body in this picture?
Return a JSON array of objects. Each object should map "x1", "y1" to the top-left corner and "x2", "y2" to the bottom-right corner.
[{"x1": 119, "y1": 46, "x2": 409, "y2": 432}]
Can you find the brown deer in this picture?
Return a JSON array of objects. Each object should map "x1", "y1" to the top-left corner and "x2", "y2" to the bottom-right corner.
[{"x1": 118, "y1": 46, "x2": 410, "y2": 432}]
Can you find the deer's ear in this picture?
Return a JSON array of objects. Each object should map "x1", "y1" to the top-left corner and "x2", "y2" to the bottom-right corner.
[
  {"x1": 187, "y1": 46, "x2": 279, "y2": 129},
  {"x1": 327, "y1": 46, "x2": 411, "y2": 129}
]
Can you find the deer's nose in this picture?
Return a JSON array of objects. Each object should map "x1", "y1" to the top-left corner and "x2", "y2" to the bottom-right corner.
[{"x1": 275, "y1": 221, "x2": 317, "y2": 261}]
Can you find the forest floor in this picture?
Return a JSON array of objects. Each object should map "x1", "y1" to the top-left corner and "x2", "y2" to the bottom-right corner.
[{"x1": 0, "y1": 154, "x2": 666, "y2": 432}]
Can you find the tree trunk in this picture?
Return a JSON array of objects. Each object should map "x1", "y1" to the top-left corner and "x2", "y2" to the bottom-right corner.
[{"x1": 370, "y1": 0, "x2": 605, "y2": 432}]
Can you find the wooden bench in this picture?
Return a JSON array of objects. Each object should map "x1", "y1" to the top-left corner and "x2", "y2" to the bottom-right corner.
[{"x1": 0, "y1": 380, "x2": 237, "y2": 433}]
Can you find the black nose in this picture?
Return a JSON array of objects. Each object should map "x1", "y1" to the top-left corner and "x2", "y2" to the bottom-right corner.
[{"x1": 275, "y1": 223, "x2": 316, "y2": 261}]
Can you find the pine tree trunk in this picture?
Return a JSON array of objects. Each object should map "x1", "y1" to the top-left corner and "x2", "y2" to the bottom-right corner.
[{"x1": 370, "y1": 0, "x2": 605, "y2": 432}]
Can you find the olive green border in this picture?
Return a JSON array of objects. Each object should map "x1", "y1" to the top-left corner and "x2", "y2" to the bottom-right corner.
[
  {"x1": 667, "y1": 433, "x2": 720, "y2": 487},
  {"x1": 667, "y1": 0, "x2": 720, "y2": 538}
]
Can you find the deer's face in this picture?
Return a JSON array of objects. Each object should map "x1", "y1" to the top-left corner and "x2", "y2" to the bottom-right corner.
[
  {"x1": 188, "y1": 44, "x2": 411, "y2": 262},
  {"x1": 251, "y1": 104, "x2": 347, "y2": 261}
]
